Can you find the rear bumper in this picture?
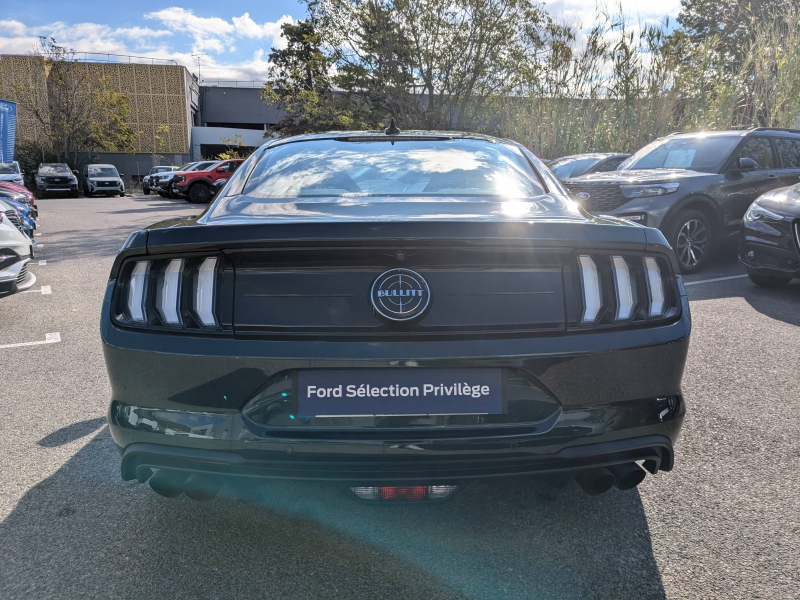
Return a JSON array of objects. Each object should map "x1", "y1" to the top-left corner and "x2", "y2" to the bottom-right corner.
[{"x1": 114, "y1": 414, "x2": 681, "y2": 484}]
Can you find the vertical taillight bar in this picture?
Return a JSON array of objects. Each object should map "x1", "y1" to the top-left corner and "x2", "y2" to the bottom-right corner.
[
  {"x1": 156, "y1": 259, "x2": 184, "y2": 325},
  {"x1": 578, "y1": 255, "x2": 602, "y2": 323},
  {"x1": 644, "y1": 257, "x2": 665, "y2": 317},
  {"x1": 612, "y1": 256, "x2": 635, "y2": 320},
  {"x1": 126, "y1": 261, "x2": 149, "y2": 322},
  {"x1": 194, "y1": 257, "x2": 218, "y2": 326}
]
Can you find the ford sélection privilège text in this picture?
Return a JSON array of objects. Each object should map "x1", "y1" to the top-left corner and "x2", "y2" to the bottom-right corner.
[{"x1": 102, "y1": 127, "x2": 690, "y2": 503}]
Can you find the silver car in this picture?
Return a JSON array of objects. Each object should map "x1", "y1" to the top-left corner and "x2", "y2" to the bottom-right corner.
[
  {"x1": 82, "y1": 164, "x2": 125, "y2": 197},
  {"x1": 0, "y1": 199, "x2": 35, "y2": 297}
]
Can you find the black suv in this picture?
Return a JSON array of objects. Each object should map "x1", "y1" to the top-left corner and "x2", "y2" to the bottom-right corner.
[{"x1": 563, "y1": 129, "x2": 800, "y2": 272}]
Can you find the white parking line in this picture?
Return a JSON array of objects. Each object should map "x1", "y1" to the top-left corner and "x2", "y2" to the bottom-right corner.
[
  {"x1": 39, "y1": 260, "x2": 47, "y2": 265},
  {"x1": 684, "y1": 274, "x2": 749, "y2": 287},
  {"x1": 0, "y1": 332, "x2": 61, "y2": 349},
  {"x1": 20, "y1": 285, "x2": 51, "y2": 295}
]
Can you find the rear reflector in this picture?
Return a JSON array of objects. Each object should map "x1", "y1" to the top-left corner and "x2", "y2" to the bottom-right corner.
[
  {"x1": 126, "y1": 261, "x2": 149, "y2": 322},
  {"x1": 611, "y1": 256, "x2": 635, "y2": 321},
  {"x1": 578, "y1": 255, "x2": 602, "y2": 323},
  {"x1": 644, "y1": 257, "x2": 665, "y2": 317},
  {"x1": 156, "y1": 259, "x2": 183, "y2": 325},
  {"x1": 194, "y1": 257, "x2": 218, "y2": 326},
  {"x1": 350, "y1": 485, "x2": 459, "y2": 502}
]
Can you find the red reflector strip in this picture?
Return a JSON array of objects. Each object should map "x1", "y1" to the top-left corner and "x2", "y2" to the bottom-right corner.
[{"x1": 379, "y1": 486, "x2": 428, "y2": 501}]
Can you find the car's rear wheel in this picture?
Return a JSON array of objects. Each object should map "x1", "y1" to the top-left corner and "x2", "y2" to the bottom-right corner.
[
  {"x1": 189, "y1": 183, "x2": 211, "y2": 203},
  {"x1": 748, "y1": 272, "x2": 792, "y2": 287},
  {"x1": 667, "y1": 209, "x2": 713, "y2": 274}
]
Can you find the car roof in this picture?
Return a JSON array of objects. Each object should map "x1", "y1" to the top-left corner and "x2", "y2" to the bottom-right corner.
[
  {"x1": 668, "y1": 128, "x2": 800, "y2": 139},
  {"x1": 265, "y1": 130, "x2": 504, "y2": 149},
  {"x1": 86, "y1": 164, "x2": 116, "y2": 167}
]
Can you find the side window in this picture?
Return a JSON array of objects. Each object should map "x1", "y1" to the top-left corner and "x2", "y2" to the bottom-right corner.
[
  {"x1": 595, "y1": 157, "x2": 625, "y2": 172},
  {"x1": 229, "y1": 162, "x2": 241, "y2": 172},
  {"x1": 776, "y1": 138, "x2": 800, "y2": 168},
  {"x1": 734, "y1": 137, "x2": 775, "y2": 169}
]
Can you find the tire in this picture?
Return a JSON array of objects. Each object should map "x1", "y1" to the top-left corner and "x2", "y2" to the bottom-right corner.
[
  {"x1": 748, "y1": 272, "x2": 792, "y2": 288},
  {"x1": 157, "y1": 191, "x2": 166, "y2": 197},
  {"x1": 168, "y1": 187, "x2": 180, "y2": 200},
  {"x1": 189, "y1": 183, "x2": 211, "y2": 203},
  {"x1": 70, "y1": 190, "x2": 79, "y2": 198},
  {"x1": 665, "y1": 209, "x2": 714, "y2": 274},
  {"x1": 119, "y1": 192, "x2": 125, "y2": 197},
  {"x1": 143, "y1": 186, "x2": 150, "y2": 195}
]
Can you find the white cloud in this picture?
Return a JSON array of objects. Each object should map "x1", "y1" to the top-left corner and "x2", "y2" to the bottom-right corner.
[
  {"x1": 544, "y1": 0, "x2": 681, "y2": 27},
  {"x1": 0, "y1": 8, "x2": 294, "y2": 81}
]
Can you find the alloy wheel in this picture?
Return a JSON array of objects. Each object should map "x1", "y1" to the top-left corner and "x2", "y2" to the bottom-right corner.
[{"x1": 675, "y1": 218, "x2": 708, "y2": 268}]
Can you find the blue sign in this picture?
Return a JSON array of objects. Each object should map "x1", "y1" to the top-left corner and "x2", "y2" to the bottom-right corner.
[
  {"x1": 298, "y1": 368, "x2": 503, "y2": 418},
  {"x1": 0, "y1": 99, "x2": 17, "y2": 163}
]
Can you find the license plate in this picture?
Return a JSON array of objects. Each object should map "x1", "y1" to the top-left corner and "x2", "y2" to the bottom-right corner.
[{"x1": 297, "y1": 368, "x2": 503, "y2": 418}]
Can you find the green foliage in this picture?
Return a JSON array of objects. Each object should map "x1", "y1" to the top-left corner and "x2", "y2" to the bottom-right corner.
[
  {"x1": 215, "y1": 134, "x2": 253, "y2": 160},
  {"x1": 264, "y1": 1, "x2": 800, "y2": 158},
  {"x1": 12, "y1": 37, "x2": 138, "y2": 170}
]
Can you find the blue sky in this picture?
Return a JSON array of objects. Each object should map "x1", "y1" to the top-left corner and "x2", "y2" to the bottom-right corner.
[{"x1": 0, "y1": 0, "x2": 681, "y2": 81}]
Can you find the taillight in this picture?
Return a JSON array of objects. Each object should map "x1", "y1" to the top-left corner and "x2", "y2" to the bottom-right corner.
[
  {"x1": 116, "y1": 255, "x2": 232, "y2": 331},
  {"x1": 349, "y1": 485, "x2": 459, "y2": 502},
  {"x1": 574, "y1": 253, "x2": 677, "y2": 328},
  {"x1": 126, "y1": 261, "x2": 149, "y2": 322},
  {"x1": 194, "y1": 257, "x2": 217, "y2": 326},
  {"x1": 155, "y1": 259, "x2": 184, "y2": 325},
  {"x1": 577, "y1": 255, "x2": 602, "y2": 323},
  {"x1": 644, "y1": 256, "x2": 665, "y2": 317}
]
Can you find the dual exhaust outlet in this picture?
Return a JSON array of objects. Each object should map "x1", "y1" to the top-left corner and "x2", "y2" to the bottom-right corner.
[{"x1": 575, "y1": 462, "x2": 648, "y2": 496}]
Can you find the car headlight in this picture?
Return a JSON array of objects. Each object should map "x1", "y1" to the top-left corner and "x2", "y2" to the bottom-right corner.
[
  {"x1": 173, "y1": 176, "x2": 185, "y2": 184},
  {"x1": 620, "y1": 182, "x2": 680, "y2": 199},
  {"x1": 744, "y1": 203, "x2": 783, "y2": 222}
]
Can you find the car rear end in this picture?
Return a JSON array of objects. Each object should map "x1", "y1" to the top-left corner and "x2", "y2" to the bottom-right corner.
[
  {"x1": 0, "y1": 205, "x2": 35, "y2": 296},
  {"x1": 102, "y1": 219, "x2": 689, "y2": 501}
]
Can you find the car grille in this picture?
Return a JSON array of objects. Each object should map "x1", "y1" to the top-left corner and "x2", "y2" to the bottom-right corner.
[
  {"x1": 44, "y1": 177, "x2": 69, "y2": 184},
  {"x1": 96, "y1": 181, "x2": 117, "y2": 187},
  {"x1": 4, "y1": 209, "x2": 22, "y2": 231},
  {"x1": 565, "y1": 182, "x2": 629, "y2": 213},
  {"x1": 16, "y1": 262, "x2": 28, "y2": 284}
]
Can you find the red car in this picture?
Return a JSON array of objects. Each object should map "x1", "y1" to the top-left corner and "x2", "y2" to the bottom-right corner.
[
  {"x1": 0, "y1": 181, "x2": 36, "y2": 208},
  {"x1": 172, "y1": 159, "x2": 244, "y2": 203}
]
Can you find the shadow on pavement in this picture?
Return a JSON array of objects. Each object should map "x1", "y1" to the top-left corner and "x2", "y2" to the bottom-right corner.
[
  {"x1": 0, "y1": 428, "x2": 666, "y2": 600},
  {"x1": 37, "y1": 417, "x2": 107, "y2": 447},
  {"x1": 688, "y1": 277, "x2": 800, "y2": 326}
]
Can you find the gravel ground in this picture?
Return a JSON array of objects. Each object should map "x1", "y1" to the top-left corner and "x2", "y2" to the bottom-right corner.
[{"x1": 0, "y1": 195, "x2": 798, "y2": 599}]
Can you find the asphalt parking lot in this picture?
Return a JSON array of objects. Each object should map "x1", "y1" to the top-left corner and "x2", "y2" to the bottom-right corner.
[{"x1": 0, "y1": 195, "x2": 798, "y2": 599}]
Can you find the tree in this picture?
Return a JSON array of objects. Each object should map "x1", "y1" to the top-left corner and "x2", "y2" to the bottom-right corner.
[
  {"x1": 314, "y1": 0, "x2": 550, "y2": 131},
  {"x1": 215, "y1": 134, "x2": 251, "y2": 159},
  {"x1": 12, "y1": 37, "x2": 138, "y2": 166},
  {"x1": 675, "y1": 0, "x2": 793, "y2": 70},
  {"x1": 262, "y1": 20, "x2": 356, "y2": 136}
]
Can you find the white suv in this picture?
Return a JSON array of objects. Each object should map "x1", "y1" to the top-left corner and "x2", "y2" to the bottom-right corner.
[
  {"x1": 83, "y1": 164, "x2": 125, "y2": 197},
  {"x1": 0, "y1": 199, "x2": 35, "y2": 297}
]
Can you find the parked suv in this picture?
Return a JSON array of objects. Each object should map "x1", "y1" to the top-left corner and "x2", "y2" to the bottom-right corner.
[
  {"x1": 82, "y1": 164, "x2": 125, "y2": 197},
  {"x1": 33, "y1": 163, "x2": 79, "y2": 198},
  {"x1": 172, "y1": 158, "x2": 244, "y2": 203},
  {"x1": 142, "y1": 166, "x2": 179, "y2": 195},
  {"x1": 563, "y1": 128, "x2": 800, "y2": 272},
  {"x1": 548, "y1": 153, "x2": 630, "y2": 180},
  {"x1": 0, "y1": 161, "x2": 24, "y2": 186}
]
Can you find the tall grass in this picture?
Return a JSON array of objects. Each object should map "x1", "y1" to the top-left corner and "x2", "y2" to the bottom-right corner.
[{"x1": 498, "y1": 6, "x2": 800, "y2": 158}]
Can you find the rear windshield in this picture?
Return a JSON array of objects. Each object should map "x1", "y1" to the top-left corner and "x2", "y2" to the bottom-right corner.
[
  {"x1": 0, "y1": 163, "x2": 19, "y2": 174},
  {"x1": 241, "y1": 139, "x2": 545, "y2": 199},
  {"x1": 88, "y1": 166, "x2": 118, "y2": 177},
  {"x1": 39, "y1": 164, "x2": 70, "y2": 174},
  {"x1": 619, "y1": 136, "x2": 741, "y2": 172},
  {"x1": 548, "y1": 156, "x2": 602, "y2": 179}
]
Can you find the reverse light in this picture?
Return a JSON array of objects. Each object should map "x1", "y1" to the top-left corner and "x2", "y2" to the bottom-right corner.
[
  {"x1": 620, "y1": 182, "x2": 680, "y2": 199},
  {"x1": 612, "y1": 256, "x2": 635, "y2": 320},
  {"x1": 126, "y1": 261, "x2": 149, "y2": 322},
  {"x1": 644, "y1": 257, "x2": 665, "y2": 317},
  {"x1": 194, "y1": 257, "x2": 218, "y2": 326},
  {"x1": 578, "y1": 255, "x2": 602, "y2": 323},
  {"x1": 349, "y1": 485, "x2": 459, "y2": 502},
  {"x1": 156, "y1": 259, "x2": 184, "y2": 325}
]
